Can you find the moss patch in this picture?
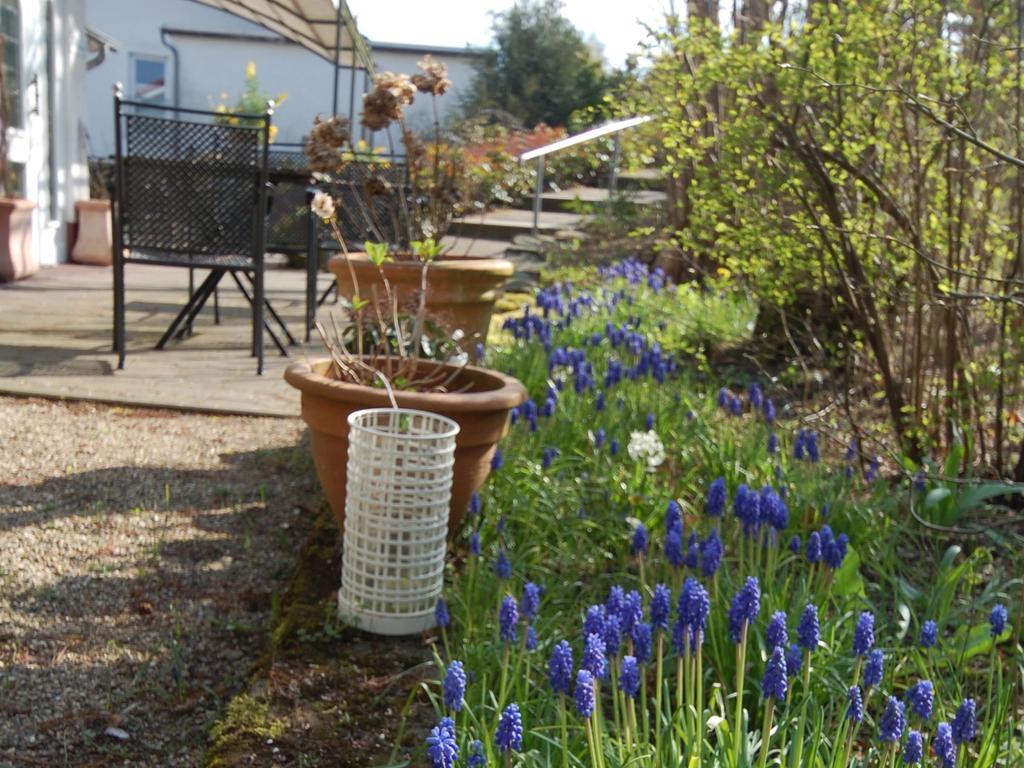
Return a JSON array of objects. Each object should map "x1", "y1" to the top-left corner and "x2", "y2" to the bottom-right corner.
[{"x1": 205, "y1": 503, "x2": 434, "y2": 767}]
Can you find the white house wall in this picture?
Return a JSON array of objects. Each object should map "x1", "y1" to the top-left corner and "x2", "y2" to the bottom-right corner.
[
  {"x1": 7, "y1": 0, "x2": 89, "y2": 268},
  {"x1": 86, "y1": 0, "x2": 481, "y2": 157}
]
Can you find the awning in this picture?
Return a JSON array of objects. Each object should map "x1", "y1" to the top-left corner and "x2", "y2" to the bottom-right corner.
[{"x1": 189, "y1": 0, "x2": 374, "y2": 71}]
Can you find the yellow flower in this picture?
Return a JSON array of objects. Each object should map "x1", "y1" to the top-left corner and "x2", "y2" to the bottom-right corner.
[
  {"x1": 268, "y1": 124, "x2": 278, "y2": 143},
  {"x1": 246, "y1": 61, "x2": 257, "y2": 80},
  {"x1": 716, "y1": 267, "x2": 732, "y2": 279}
]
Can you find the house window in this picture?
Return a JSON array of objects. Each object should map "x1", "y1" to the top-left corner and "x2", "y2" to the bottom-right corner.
[
  {"x1": 131, "y1": 54, "x2": 167, "y2": 105},
  {"x1": 0, "y1": 0, "x2": 21, "y2": 129}
]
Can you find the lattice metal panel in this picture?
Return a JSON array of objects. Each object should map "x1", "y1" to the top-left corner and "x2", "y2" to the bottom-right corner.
[
  {"x1": 264, "y1": 153, "x2": 412, "y2": 252},
  {"x1": 122, "y1": 115, "x2": 262, "y2": 261}
]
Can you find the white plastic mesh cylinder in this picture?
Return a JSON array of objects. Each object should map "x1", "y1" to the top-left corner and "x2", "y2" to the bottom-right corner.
[{"x1": 337, "y1": 407, "x2": 459, "y2": 635}]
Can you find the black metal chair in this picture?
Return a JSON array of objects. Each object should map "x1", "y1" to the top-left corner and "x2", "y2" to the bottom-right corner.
[{"x1": 111, "y1": 86, "x2": 295, "y2": 375}]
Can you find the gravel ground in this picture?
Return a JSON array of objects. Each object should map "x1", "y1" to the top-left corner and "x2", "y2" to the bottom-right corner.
[{"x1": 0, "y1": 396, "x2": 319, "y2": 767}]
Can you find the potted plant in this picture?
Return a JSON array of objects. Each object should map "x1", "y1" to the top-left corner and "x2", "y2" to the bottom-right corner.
[
  {"x1": 0, "y1": 38, "x2": 36, "y2": 282},
  {"x1": 71, "y1": 159, "x2": 114, "y2": 266},
  {"x1": 303, "y1": 57, "x2": 515, "y2": 353},
  {"x1": 285, "y1": 192, "x2": 526, "y2": 535}
]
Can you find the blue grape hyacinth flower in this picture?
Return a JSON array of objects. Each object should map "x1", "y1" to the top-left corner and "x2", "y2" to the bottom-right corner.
[
  {"x1": 806, "y1": 531, "x2": 822, "y2": 564},
  {"x1": 495, "y1": 703, "x2": 523, "y2": 753},
  {"x1": 427, "y1": 717, "x2": 458, "y2": 768},
  {"x1": 435, "y1": 598, "x2": 450, "y2": 629},
  {"x1": 788, "y1": 534, "x2": 802, "y2": 553},
  {"x1": 574, "y1": 669, "x2": 595, "y2": 718},
  {"x1": 665, "y1": 527, "x2": 685, "y2": 568},
  {"x1": 785, "y1": 643, "x2": 803, "y2": 677},
  {"x1": 490, "y1": 448, "x2": 503, "y2": 471},
  {"x1": 467, "y1": 740, "x2": 486, "y2": 768},
  {"x1": 443, "y1": 661, "x2": 466, "y2": 712},
  {"x1": 620, "y1": 590, "x2": 643, "y2": 635},
  {"x1": 619, "y1": 655, "x2": 640, "y2": 699},
  {"x1": 700, "y1": 528, "x2": 723, "y2": 577},
  {"x1": 583, "y1": 633, "x2": 607, "y2": 680},
  {"x1": 767, "y1": 611, "x2": 788, "y2": 650},
  {"x1": 469, "y1": 530, "x2": 481, "y2": 557},
  {"x1": 951, "y1": 698, "x2": 976, "y2": 744},
  {"x1": 878, "y1": 696, "x2": 906, "y2": 743},
  {"x1": 603, "y1": 614, "x2": 623, "y2": 659},
  {"x1": 521, "y1": 582, "x2": 541, "y2": 623},
  {"x1": 499, "y1": 595, "x2": 519, "y2": 643},
  {"x1": 584, "y1": 604, "x2": 605, "y2": 638},
  {"x1": 728, "y1": 576, "x2": 761, "y2": 643},
  {"x1": 907, "y1": 680, "x2": 934, "y2": 721},
  {"x1": 797, "y1": 604, "x2": 820, "y2": 652},
  {"x1": 903, "y1": 730, "x2": 923, "y2": 764},
  {"x1": 863, "y1": 649, "x2": 884, "y2": 688},
  {"x1": 631, "y1": 523, "x2": 649, "y2": 558},
  {"x1": 761, "y1": 646, "x2": 788, "y2": 701},
  {"x1": 933, "y1": 722, "x2": 956, "y2": 768},
  {"x1": 853, "y1": 611, "x2": 875, "y2": 656},
  {"x1": 632, "y1": 622, "x2": 653, "y2": 664},
  {"x1": 846, "y1": 685, "x2": 864, "y2": 722},
  {"x1": 494, "y1": 548, "x2": 511, "y2": 580},
  {"x1": 990, "y1": 604, "x2": 1008, "y2": 637},
  {"x1": 919, "y1": 620, "x2": 938, "y2": 648},
  {"x1": 706, "y1": 477, "x2": 727, "y2": 517},
  {"x1": 650, "y1": 584, "x2": 671, "y2": 631},
  {"x1": 548, "y1": 640, "x2": 573, "y2": 695}
]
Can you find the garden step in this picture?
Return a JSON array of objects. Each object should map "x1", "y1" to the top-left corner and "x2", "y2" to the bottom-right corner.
[
  {"x1": 531, "y1": 185, "x2": 668, "y2": 212},
  {"x1": 615, "y1": 168, "x2": 665, "y2": 191},
  {"x1": 449, "y1": 208, "x2": 587, "y2": 241},
  {"x1": 439, "y1": 235, "x2": 509, "y2": 259}
]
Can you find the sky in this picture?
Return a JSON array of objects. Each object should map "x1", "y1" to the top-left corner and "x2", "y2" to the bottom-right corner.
[{"x1": 348, "y1": 0, "x2": 671, "y2": 68}]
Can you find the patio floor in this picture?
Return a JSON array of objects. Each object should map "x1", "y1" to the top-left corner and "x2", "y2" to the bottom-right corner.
[{"x1": 0, "y1": 263, "x2": 333, "y2": 417}]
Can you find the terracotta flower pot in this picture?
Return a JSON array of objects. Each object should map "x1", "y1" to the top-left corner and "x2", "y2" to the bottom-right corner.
[
  {"x1": 0, "y1": 198, "x2": 37, "y2": 283},
  {"x1": 284, "y1": 357, "x2": 526, "y2": 537},
  {"x1": 71, "y1": 199, "x2": 113, "y2": 266},
  {"x1": 327, "y1": 253, "x2": 514, "y2": 352}
]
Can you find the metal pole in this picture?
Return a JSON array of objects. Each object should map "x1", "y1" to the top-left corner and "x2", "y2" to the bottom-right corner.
[
  {"x1": 532, "y1": 156, "x2": 545, "y2": 237},
  {"x1": 609, "y1": 132, "x2": 621, "y2": 195},
  {"x1": 331, "y1": 1, "x2": 342, "y2": 115},
  {"x1": 348, "y1": 63, "x2": 357, "y2": 129}
]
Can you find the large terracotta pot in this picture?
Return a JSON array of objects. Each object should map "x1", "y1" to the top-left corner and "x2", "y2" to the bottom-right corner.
[
  {"x1": 71, "y1": 199, "x2": 113, "y2": 266},
  {"x1": 284, "y1": 357, "x2": 526, "y2": 537},
  {"x1": 0, "y1": 198, "x2": 37, "y2": 282},
  {"x1": 327, "y1": 253, "x2": 514, "y2": 352}
]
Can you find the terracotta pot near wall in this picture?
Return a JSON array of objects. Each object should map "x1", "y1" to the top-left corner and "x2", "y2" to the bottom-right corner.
[
  {"x1": 71, "y1": 200, "x2": 113, "y2": 266},
  {"x1": 0, "y1": 198, "x2": 37, "y2": 282},
  {"x1": 285, "y1": 358, "x2": 526, "y2": 538},
  {"x1": 327, "y1": 253, "x2": 515, "y2": 353}
]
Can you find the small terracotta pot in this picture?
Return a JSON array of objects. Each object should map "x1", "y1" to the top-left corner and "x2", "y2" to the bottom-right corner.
[
  {"x1": 284, "y1": 357, "x2": 526, "y2": 537},
  {"x1": 72, "y1": 200, "x2": 113, "y2": 266},
  {"x1": 327, "y1": 253, "x2": 514, "y2": 352},
  {"x1": 0, "y1": 198, "x2": 37, "y2": 282}
]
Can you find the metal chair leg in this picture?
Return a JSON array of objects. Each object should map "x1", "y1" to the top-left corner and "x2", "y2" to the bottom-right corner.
[{"x1": 113, "y1": 255, "x2": 126, "y2": 369}]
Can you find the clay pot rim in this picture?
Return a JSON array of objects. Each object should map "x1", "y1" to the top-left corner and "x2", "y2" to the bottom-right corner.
[
  {"x1": 327, "y1": 252, "x2": 515, "y2": 277},
  {"x1": 285, "y1": 357, "x2": 527, "y2": 413},
  {"x1": 0, "y1": 197, "x2": 37, "y2": 211}
]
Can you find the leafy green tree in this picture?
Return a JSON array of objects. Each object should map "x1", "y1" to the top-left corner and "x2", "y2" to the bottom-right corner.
[
  {"x1": 463, "y1": 0, "x2": 611, "y2": 128},
  {"x1": 624, "y1": 0, "x2": 1024, "y2": 471}
]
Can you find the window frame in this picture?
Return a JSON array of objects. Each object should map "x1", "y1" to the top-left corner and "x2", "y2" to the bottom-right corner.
[{"x1": 129, "y1": 52, "x2": 169, "y2": 106}]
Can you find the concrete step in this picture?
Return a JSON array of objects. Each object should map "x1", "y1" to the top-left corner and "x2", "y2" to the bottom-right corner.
[
  {"x1": 529, "y1": 185, "x2": 668, "y2": 213},
  {"x1": 449, "y1": 208, "x2": 587, "y2": 241},
  {"x1": 616, "y1": 168, "x2": 665, "y2": 191},
  {"x1": 439, "y1": 235, "x2": 509, "y2": 259}
]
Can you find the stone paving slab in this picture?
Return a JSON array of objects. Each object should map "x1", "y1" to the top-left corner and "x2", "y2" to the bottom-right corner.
[{"x1": 0, "y1": 264, "x2": 338, "y2": 417}]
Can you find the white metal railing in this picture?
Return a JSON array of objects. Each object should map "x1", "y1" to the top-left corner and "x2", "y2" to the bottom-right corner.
[{"x1": 519, "y1": 115, "x2": 652, "y2": 235}]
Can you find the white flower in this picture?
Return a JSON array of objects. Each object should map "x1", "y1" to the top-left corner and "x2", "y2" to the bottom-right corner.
[
  {"x1": 627, "y1": 430, "x2": 665, "y2": 468},
  {"x1": 311, "y1": 191, "x2": 336, "y2": 220}
]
